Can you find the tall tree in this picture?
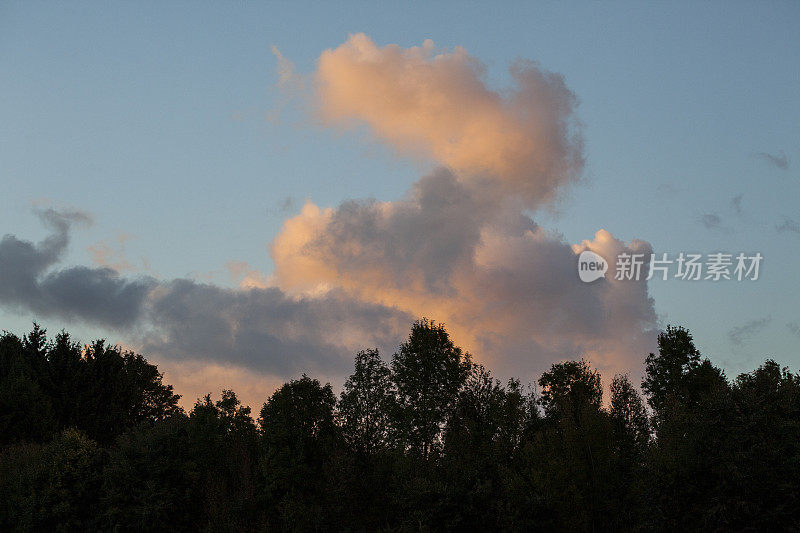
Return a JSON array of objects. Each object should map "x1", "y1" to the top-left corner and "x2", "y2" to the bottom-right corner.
[
  {"x1": 538, "y1": 358, "x2": 602, "y2": 423},
  {"x1": 535, "y1": 358, "x2": 612, "y2": 530},
  {"x1": 609, "y1": 373, "x2": 649, "y2": 457},
  {"x1": 75, "y1": 340, "x2": 183, "y2": 443},
  {"x1": 258, "y1": 375, "x2": 339, "y2": 530},
  {"x1": 641, "y1": 325, "x2": 701, "y2": 425},
  {"x1": 338, "y1": 349, "x2": 395, "y2": 454},
  {"x1": 391, "y1": 319, "x2": 472, "y2": 458},
  {"x1": 188, "y1": 390, "x2": 259, "y2": 530}
]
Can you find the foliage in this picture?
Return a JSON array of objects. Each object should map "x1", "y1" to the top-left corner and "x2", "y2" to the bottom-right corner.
[{"x1": 1, "y1": 322, "x2": 800, "y2": 530}]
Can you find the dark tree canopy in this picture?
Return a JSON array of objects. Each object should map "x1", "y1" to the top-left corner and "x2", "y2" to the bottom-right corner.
[
  {"x1": 0, "y1": 324, "x2": 182, "y2": 445},
  {"x1": 1, "y1": 321, "x2": 800, "y2": 531},
  {"x1": 338, "y1": 348, "x2": 395, "y2": 453},
  {"x1": 391, "y1": 318, "x2": 472, "y2": 457}
]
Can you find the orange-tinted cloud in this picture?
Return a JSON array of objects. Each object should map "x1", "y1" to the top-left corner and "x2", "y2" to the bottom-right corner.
[
  {"x1": 316, "y1": 34, "x2": 583, "y2": 207},
  {"x1": 271, "y1": 169, "x2": 656, "y2": 382},
  {"x1": 0, "y1": 36, "x2": 658, "y2": 399},
  {"x1": 269, "y1": 35, "x2": 657, "y2": 382}
]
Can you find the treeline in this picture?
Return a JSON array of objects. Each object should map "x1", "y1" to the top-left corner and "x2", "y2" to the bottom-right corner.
[{"x1": 1, "y1": 319, "x2": 799, "y2": 531}]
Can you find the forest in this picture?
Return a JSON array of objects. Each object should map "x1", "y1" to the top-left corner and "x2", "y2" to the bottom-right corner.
[{"x1": 1, "y1": 319, "x2": 798, "y2": 531}]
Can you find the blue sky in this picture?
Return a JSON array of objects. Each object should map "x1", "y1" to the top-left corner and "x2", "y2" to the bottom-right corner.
[{"x1": 1, "y1": 2, "x2": 798, "y2": 399}]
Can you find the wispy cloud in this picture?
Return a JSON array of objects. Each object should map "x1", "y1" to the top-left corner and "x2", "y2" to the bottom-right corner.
[
  {"x1": 755, "y1": 150, "x2": 789, "y2": 170},
  {"x1": 271, "y1": 45, "x2": 300, "y2": 88},
  {"x1": 728, "y1": 317, "x2": 771, "y2": 346},
  {"x1": 88, "y1": 233, "x2": 139, "y2": 272},
  {"x1": 731, "y1": 194, "x2": 744, "y2": 217},
  {"x1": 776, "y1": 217, "x2": 800, "y2": 234},
  {"x1": 700, "y1": 213, "x2": 723, "y2": 230}
]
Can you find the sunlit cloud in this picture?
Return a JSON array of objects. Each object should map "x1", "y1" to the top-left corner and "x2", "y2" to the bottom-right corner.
[
  {"x1": 315, "y1": 33, "x2": 583, "y2": 208},
  {"x1": 0, "y1": 35, "x2": 659, "y2": 398}
]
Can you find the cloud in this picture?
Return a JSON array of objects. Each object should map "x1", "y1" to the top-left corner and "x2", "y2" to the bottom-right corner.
[
  {"x1": 0, "y1": 210, "x2": 412, "y2": 377},
  {"x1": 88, "y1": 233, "x2": 137, "y2": 272},
  {"x1": 700, "y1": 213, "x2": 722, "y2": 230},
  {"x1": 272, "y1": 166, "x2": 657, "y2": 380},
  {"x1": 271, "y1": 45, "x2": 300, "y2": 88},
  {"x1": 0, "y1": 209, "x2": 154, "y2": 329},
  {"x1": 0, "y1": 36, "x2": 659, "y2": 394},
  {"x1": 315, "y1": 33, "x2": 583, "y2": 208},
  {"x1": 755, "y1": 150, "x2": 789, "y2": 170},
  {"x1": 142, "y1": 280, "x2": 412, "y2": 376},
  {"x1": 728, "y1": 317, "x2": 771, "y2": 346},
  {"x1": 776, "y1": 217, "x2": 800, "y2": 234},
  {"x1": 731, "y1": 194, "x2": 744, "y2": 217},
  {"x1": 787, "y1": 322, "x2": 800, "y2": 338},
  {"x1": 225, "y1": 260, "x2": 271, "y2": 289}
]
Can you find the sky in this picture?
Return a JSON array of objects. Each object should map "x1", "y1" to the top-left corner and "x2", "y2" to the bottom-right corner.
[{"x1": 1, "y1": 2, "x2": 798, "y2": 409}]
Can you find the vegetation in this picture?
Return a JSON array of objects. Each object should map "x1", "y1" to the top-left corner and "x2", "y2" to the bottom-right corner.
[{"x1": 1, "y1": 320, "x2": 799, "y2": 531}]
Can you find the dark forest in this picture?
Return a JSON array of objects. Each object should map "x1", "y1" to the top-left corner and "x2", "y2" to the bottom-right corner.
[{"x1": 1, "y1": 319, "x2": 798, "y2": 531}]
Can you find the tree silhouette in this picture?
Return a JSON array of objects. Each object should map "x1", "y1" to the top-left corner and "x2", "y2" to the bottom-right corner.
[
  {"x1": 391, "y1": 318, "x2": 472, "y2": 458},
  {"x1": 1, "y1": 320, "x2": 800, "y2": 530},
  {"x1": 338, "y1": 349, "x2": 396, "y2": 454}
]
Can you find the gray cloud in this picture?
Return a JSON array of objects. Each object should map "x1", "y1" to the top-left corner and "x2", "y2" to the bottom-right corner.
[
  {"x1": 0, "y1": 210, "x2": 413, "y2": 376},
  {"x1": 700, "y1": 213, "x2": 722, "y2": 230},
  {"x1": 0, "y1": 36, "x2": 660, "y2": 387},
  {"x1": 273, "y1": 167, "x2": 658, "y2": 381},
  {"x1": 755, "y1": 150, "x2": 789, "y2": 170},
  {"x1": 728, "y1": 317, "x2": 771, "y2": 346},
  {"x1": 776, "y1": 217, "x2": 800, "y2": 235},
  {"x1": 787, "y1": 322, "x2": 800, "y2": 337},
  {"x1": 731, "y1": 194, "x2": 744, "y2": 217},
  {"x1": 143, "y1": 280, "x2": 412, "y2": 376},
  {"x1": 0, "y1": 209, "x2": 155, "y2": 329}
]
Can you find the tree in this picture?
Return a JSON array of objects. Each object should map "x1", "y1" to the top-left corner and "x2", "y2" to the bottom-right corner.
[
  {"x1": 0, "y1": 329, "x2": 55, "y2": 444},
  {"x1": 77, "y1": 340, "x2": 183, "y2": 443},
  {"x1": 538, "y1": 358, "x2": 602, "y2": 423},
  {"x1": 258, "y1": 375, "x2": 339, "y2": 530},
  {"x1": 535, "y1": 359, "x2": 612, "y2": 530},
  {"x1": 102, "y1": 416, "x2": 202, "y2": 531},
  {"x1": 188, "y1": 390, "x2": 259, "y2": 531},
  {"x1": 440, "y1": 365, "x2": 513, "y2": 529},
  {"x1": 0, "y1": 325, "x2": 183, "y2": 444},
  {"x1": 338, "y1": 349, "x2": 395, "y2": 454},
  {"x1": 608, "y1": 374, "x2": 650, "y2": 528},
  {"x1": 609, "y1": 373, "x2": 649, "y2": 457},
  {"x1": 391, "y1": 319, "x2": 472, "y2": 458},
  {"x1": 642, "y1": 325, "x2": 701, "y2": 424},
  {"x1": 191, "y1": 389, "x2": 257, "y2": 439},
  {"x1": 0, "y1": 429, "x2": 104, "y2": 531},
  {"x1": 720, "y1": 360, "x2": 800, "y2": 529}
]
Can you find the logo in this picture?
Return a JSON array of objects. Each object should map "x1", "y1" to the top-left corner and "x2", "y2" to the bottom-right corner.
[{"x1": 578, "y1": 250, "x2": 608, "y2": 283}]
